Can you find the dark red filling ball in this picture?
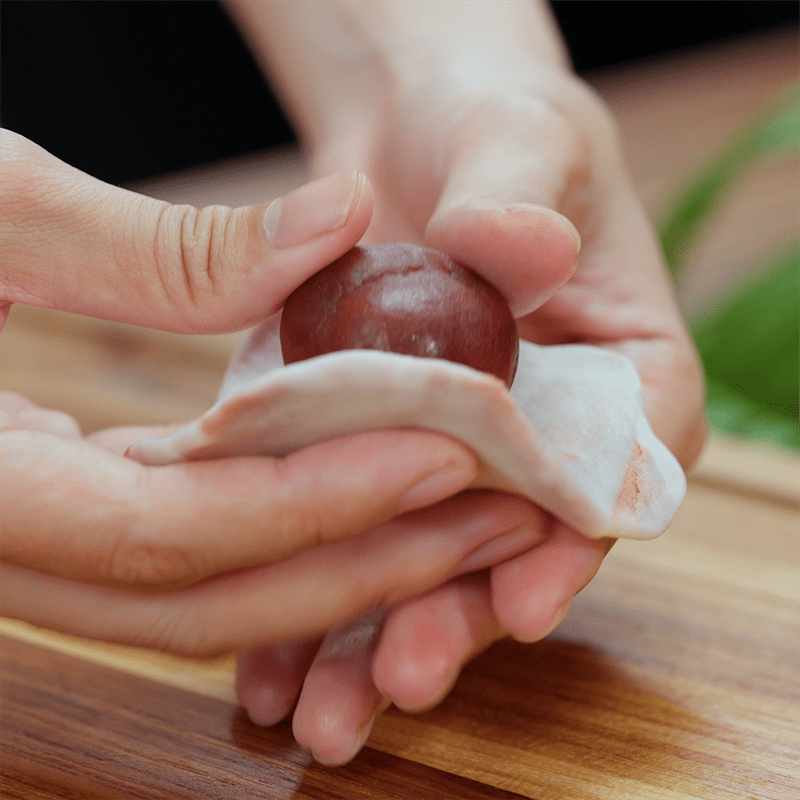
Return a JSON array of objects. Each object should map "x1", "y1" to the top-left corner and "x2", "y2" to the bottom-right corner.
[{"x1": 280, "y1": 243, "x2": 519, "y2": 386}]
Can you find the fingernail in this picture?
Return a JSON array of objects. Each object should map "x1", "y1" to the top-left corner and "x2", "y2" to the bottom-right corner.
[
  {"x1": 396, "y1": 461, "x2": 477, "y2": 515},
  {"x1": 263, "y1": 170, "x2": 362, "y2": 249},
  {"x1": 456, "y1": 525, "x2": 544, "y2": 574},
  {"x1": 561, "y1": 215, "x2": 581, "y2": 257},
  {"x1": 504, "y1": 203, "x2": 581, "y2": 257}
]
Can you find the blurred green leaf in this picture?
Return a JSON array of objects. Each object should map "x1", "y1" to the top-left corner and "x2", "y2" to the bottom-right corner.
[
  {"x1": 750, "y1": 83, "x2": 800, "y2": 152},
  {"x1": 657, "y1": 83, "x2": 800, "y2": 451},
  {"x1": 704, "y1": 379, "x2": 798, "y2": 450},
  {"x1": 660, "y1": 83, "x2": 800, "y2": 276},
  {"x1": 690, "y1": 244, "x2": 799, "y2": 449}
]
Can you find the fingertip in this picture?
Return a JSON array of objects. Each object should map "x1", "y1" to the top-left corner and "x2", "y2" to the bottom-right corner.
[
  {"x1": 373, "y1": 578, "x2": 499, "y2": 713},
  {"x1": 237, "y1": 672, "x2": 293, "y2": 728},
  {"x1": 301, "y1": 722, "x2": 372, "y2": 767},
  {"x1": 241, "y1": 686, "x2": 294, "y2": 728},
  {"x1": 292, "y1": 700, "x2": 369, "y2": 767},
  {"x1": 494, "y1": 594, "x2": 573, "y2": 644},
  {"x1": 489, "y1": 554, "x2": 558, "y2": 641},
  {"x1": 490, "y1": 526, "x2": 608, "y2": 642},
  {"x1": 379, "y1": 665, "x2": 458, "y2": 715},
  {"x1": 236, "y1": 640, "x2": 320, "y2": 727},
  {"x1": 426, "y1": 203, "x2": 579, "y2": 317},
  {"x1": 257, "y1": 168, "x2": 374, "y2": 279},
  {"x1": 373, "y1": 630, "x2": 458, "y2": 713},
  {"x1": 291, "y1": 614, "x2": 386, "y2": 765},
  {"x1": 260, "y1": 170, "x2": 373, "y2": 250},
  {"x1": 302, "y1": 696, "x2": 389, "y2": 766}
]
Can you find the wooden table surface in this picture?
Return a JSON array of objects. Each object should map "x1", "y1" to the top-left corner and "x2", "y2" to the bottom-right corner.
[{"x1": 2, "y1": 27, "x2": 798, "y2": 800}]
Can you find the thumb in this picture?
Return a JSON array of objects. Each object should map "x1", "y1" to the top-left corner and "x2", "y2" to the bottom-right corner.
[
  {"x1": 422, "y1": 113, "x2": 583, "y2": 319},
  {"x1": 0, "y1": 129, "x2": 372, "y2": 333}
]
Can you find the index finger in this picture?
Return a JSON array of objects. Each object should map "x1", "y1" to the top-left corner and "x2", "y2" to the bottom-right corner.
[{"x1": 0, "y1": 427, "x2": 478, "y2": 587}]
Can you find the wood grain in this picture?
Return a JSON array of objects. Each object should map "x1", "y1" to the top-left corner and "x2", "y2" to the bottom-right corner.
[
  {"x1": 370, "y1": 461, "x2": 800, "y2": 800},
  {"x1": 0, "y1": 635, "x2": 525, "y2": 800}
]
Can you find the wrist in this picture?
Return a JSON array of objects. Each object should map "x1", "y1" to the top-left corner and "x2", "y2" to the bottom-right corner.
[{"x1": 226, "y1": 0, "x2": 572, "y2": 149}]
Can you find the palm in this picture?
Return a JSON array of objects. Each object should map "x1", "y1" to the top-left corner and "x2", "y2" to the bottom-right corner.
[{"x1": 328, "y1": 81, "x2": 702, "y2": 461}]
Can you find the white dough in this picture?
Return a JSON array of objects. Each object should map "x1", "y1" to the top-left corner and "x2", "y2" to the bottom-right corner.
[{"x1": 129, "y1": 313, "x2": 686, "y2": 540}]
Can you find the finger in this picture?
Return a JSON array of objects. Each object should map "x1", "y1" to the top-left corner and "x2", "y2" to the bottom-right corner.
[
  {"x1": 292, "y1": 611, "x2": 389, "y2": 766},
  {"x1": 0, "y1": 491, "x2": 546, "y2": 655},
  {"x1": 423, "y1": 98, "x2": 585, "y2": 317},
  {"x1": 0, "y1": 428, "x2": 478, "y2": 586},
  {"x1": 235, "y1": 500, "x2": 547, "y2": 729},
  {"x1": 373, "y1": 574, "x2": 503, "y2": 713},
  {"x1": 236, "y1": 636, "x2": 322, "y2": 727},
  {"x1": 587, "y1": 188, "x2": 707, "y2": 468},
  {"x1": 0, "y1": 129, "x2": 372, "y2": 332},
  {"x1": 490, "y1": 522, "x2": 614, "y2": 642}
]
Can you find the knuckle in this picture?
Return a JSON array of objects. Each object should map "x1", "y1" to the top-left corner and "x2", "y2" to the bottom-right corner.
[
  {"x1": 137, "y1": 607, "x2": 222, "y2": 658},
  {"x1": 0, "y1": 130, "x2": 46, "y2": 200},
  {"x1": 153, "y1": 202, "x2": 237, "y2": 310},
  {"x1": 103, "y1": 532, "x2": 199, "y2": 588},
  {"x1": 0, "y1": 132, "x2": 68, "y2": 256},
  {"x1": 102, "y1": 469, "x2": 203, "y2": 587},
  {"x1": 0, "y1": 130, "x2": 89, "y2": 220},
  {"x1": 445, "y1": 87, "x2": 596, "y2": 223},
  {"x1": 538, "y1": 101, "x2": 594, "y2": 220},
  {"x1": 270, "y1": 461, "x2": 329, "y2": 552}
]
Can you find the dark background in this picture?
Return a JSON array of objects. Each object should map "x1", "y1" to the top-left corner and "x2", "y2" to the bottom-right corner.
[{"x1": 2, "y1": 1, "x2": 797, "y2": 185}]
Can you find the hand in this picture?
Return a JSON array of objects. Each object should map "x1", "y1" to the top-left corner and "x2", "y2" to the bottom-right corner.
[
  {"x1": 228, "y1": 0, "x2": 707, "y2": 764},
  {"x1": 0, "y1": 129, "x2": 521, "y2": 653}
]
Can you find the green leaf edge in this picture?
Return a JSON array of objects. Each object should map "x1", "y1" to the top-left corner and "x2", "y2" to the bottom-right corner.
[
  {"x1": 659, "y1": 82, "x2": 800, "y2": 278},
  {"x1": 657, "y1": 83, "x2": 800, "y2": 451}
]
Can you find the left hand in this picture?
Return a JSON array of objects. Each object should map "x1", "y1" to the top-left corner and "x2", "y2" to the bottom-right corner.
[
  {"x1": 228, "y1": 0, "x2": 707, "y2": 765},
  {"x1": 234, "y1": 72, "x2": 701, "y2": 768}
]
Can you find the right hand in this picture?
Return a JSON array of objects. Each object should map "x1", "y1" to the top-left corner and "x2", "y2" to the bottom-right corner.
[{"x1": 1, "y1": 129, "x2": 544, "y2": 654}]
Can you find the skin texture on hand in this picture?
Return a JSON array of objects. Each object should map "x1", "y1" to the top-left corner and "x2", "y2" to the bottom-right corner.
[
  {"x1": 226, "y1": 0, "x2": 707, "y2": 765},
  {"x1": 0, "y1": 130, "x2": 373, "y2": 333}
]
